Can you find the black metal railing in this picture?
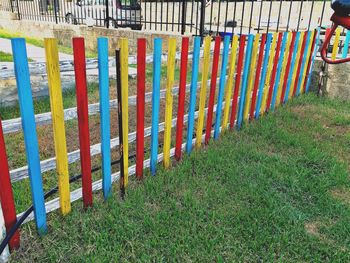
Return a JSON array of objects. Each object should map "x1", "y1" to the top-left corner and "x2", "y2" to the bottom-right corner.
[{"x1": 0, "y1": 0, "x2": 331, "y2": 36}]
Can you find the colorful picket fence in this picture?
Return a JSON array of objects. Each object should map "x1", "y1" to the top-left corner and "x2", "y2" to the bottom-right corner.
[{"x1": 0, "y1": 29, "x2": 320, "y2": 253}]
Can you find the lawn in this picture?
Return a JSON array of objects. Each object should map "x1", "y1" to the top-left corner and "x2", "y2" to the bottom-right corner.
[
  {"x1": 0, "y1": 29, "x2": 97, "y2": 58},
  {"x1": 9, "y1": 93, "x2": 350, "y2": 262}
]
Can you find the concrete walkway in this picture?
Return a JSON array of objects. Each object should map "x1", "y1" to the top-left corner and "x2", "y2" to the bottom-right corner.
[{"x1": 0, "y1": 38, "x2": 73, "y2": 62}]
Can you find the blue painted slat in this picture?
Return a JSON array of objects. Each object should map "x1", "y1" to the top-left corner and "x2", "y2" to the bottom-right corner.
[
  {"x1": 150, "y1": 38, "x2": 162, "y2": 175},
  {"x1": 296, "y1": 31, "x2": 311, "y2": 96},
  {"x1": 270, "y1": 32, "x2": 288, "y2": 111},
  {"x1": 284, "y1": 32, "x2": 301, "y2": 103},
  {"x1": 342, "y1": 30, "x2": 350, "y2": 58},
  {"x1": 306, "y1": 28, "x2": 321, "y2": 93},
  {"x1": 214, "y1": 36, "x2": 231, "y2": 139},
  {"x1": 186, "y1": 36, "x2": 200, "y2": 153},
  {"x1": 11, "y1": 38, "x2": 47, "y2": 234},
  {"x1": 98, "y1": 38, "x2": 111, "y2": 199},
  {"x1": 237, "y1": 34, "x2": 254, "y2": 129},
  {"x1": 255, "y1": 33, "x2": 272, "y2": 119}
]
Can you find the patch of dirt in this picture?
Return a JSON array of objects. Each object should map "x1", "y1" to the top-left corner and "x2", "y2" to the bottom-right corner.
[
  {"x1": 331, "y1": 187, "x2": 350, "y2": 206},
  {"x1": 304, "y1": 219, "x2": 347, "y2": 252}
]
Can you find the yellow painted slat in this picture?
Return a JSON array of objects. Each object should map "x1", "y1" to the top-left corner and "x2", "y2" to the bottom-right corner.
[
  {"x1": 195, "y1": 36, "x2": 211, "y2": 148},
  {"x1": 332, "y1": 28, "x2": 341, "y2": 60},
  {"x1": 44, "y1": 38, "x2": 71, "y2": 215},
  {"x1": 244, "y1": 33, "x2": 260, "y2": 121},
  {"x1": 120, "y1": 38, "x2": 129, "y2": 187},
  {"x1": 163, "y1": 38, "x2": 176, "y2": 168},
  {"x1": 300, "y1": 30, "x2": 315, "y2": 94},
  {"x1": 289, "y1": 31, "x2": 305, "y2": 99},
  {"x1": 222, "y1": 35, "x2": 239, "y2": 130},
  {"x1": 276, "y1": 32, "x2": 292, "y2": 106},
  {"x1": 261, "y1": 32, "x2": 278, "y2": 114}
]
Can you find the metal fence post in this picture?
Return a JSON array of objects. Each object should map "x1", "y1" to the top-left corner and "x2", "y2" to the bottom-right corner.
[
  {"x1": 199, "y1": 0, "x2": 205, "y2": 37},
  {"x1": 9, "y1": 0, "x2": 13, "y2": 13},
  {"x1": 181, "y1": 0, "x2": 187, "y2": 34},
  {"x1": 15, "y1": 0, "x2": 20, "y2": 20},
  {"x1": 53, "y1": 0, "x2": 58, "y2": 24},
  {"x1": 105, "y1": 0, "x2": 109, "y2": 28}
]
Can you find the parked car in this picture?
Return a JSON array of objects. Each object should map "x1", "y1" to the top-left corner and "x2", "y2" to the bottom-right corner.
[{"x1": 65, "y1": 0, "x2": 142, "y2": 30}]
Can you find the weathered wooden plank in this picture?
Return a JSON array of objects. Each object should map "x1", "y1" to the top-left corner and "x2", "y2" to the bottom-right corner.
[
  {"x1": 17, "y1": 100, "x2": 234, "y2": 224},
  {"x1": 9, "y1": 77, "x2": 226, "y2": 182}
]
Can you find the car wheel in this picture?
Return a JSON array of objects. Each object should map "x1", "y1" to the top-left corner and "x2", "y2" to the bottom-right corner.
[
  {"x1": 65, "y1": 13, "x2": 77, "y2": 25},
  {"x1": 105, "y1": 17, "x2": 117, "y2": 28},
  {"x1": 131, "y1": 24, "x2": 142, "y2": 30}
]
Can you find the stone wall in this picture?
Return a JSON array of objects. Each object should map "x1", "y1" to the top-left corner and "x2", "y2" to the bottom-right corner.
[
  {"x1": 325, "y1": 62, "x2": 350, "y2": 100},
  {"x1": 0, "y1": 12, "x2": 191, "y2": 55}
]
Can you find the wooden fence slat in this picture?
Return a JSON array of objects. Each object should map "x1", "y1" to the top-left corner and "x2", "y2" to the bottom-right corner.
[
  {"x1": 342, "y1": 30, "x2": 350, "y2": 58},
  {"x1": 195, "y1": 36, "x2": 211, "y2": 148},
  {"x1": 305, "y1": 28, "x2": 321, "y2": 93},
  {"x1": 266, "y1": 32, "x2": 283, "y2": 112},
  {"x1": 255, "y1": 33, "x2": 272, "y2": 119},
  {"x1": 11, "y1": 38, "x2": 47, "y2": 234},
  {"x1": 186, "y1": 36, "x2": 200, "y2": 153},
  {"x1": 205, "y1": 36, "x2": 221, "y2": 143},
  {"x1": 136, "y1": 38, "x2": 146, "y2": 178},
  {"x1": 303, "y1": 30, "x2": 317, "y2": 94},
  {"x1": 292, "y1": 31, "x2": 308, "y2": 97},
  {"x1": 332, "y1": 28, "x2": 341, "y2": 61},
  {"x1": 250, "y1": 33, "x2": 266, "y2": 121},
  {"x1": 175, "y1": 37, "x2": 189, "y2": 160},
  {"x1": 119, "y1": 38, "x2": 129, "y2": 186},
  {"x1": 222, "y1": 35, "x2": 238, "y2": 129},
  {"x1": 44, "y1": 38, "x2": 71, "y2": 213},
  {"x1": 0, "y1": 119, "x2": 20, "y2": 249},
  {"x1": 280, "y1": 32, "x2": 296, "y2": 104},
  {"x1": 150, "y1": 38, "x2": 162, "y2": 175},
  {"x1": 18, "y1": 99, "x2": 233, "y2": 224},
  {"x1": 97, "y1": 37, "x2": 111, "y2": 199},
  {"x1": 72, "y1": 37, "x2": 93, "y2": 207},
  {"x1": 290, "y1": 31, "x2": 305, "y2": 99},
  {"x1": 300, "y1": 30, "x2": 315, "y2": 94},
  {"x1": 243, "y1": 33, "x2": 260, "y2": 122},
  {"x1": 276, "y1": 32, "x2": 292, "y2": 107},
  {"x1": 296, "y1": 31, "x2": 312, "y2": 96},
  {"x1": 270, "y1": 32, "x2": 288, "y2": 111},
  {"x1": 237, "y1": 34, "x2": 254, "y2": 129},
  {"x1": 163, "y1": 38, "x2": 176, "y2": 168},
  {"x1": 10, "y1": 75, "x2": 223, "y2": 182},
  {"x1": 284, "y1": 32, "x2": 301, "y2": 103},
  {"x1": 230, "y1": 35, "x2": 246, "y2": 129},
  {"x1": 261, "y1": 32, "x2": 277, "y2": 115},
  {"x1": 214, "y1": 36, "x2": 231, "y2": 138}
]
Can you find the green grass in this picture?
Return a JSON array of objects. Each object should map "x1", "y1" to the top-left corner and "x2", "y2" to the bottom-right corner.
[
  {"x1": 10, "y1": 94, "x2": 350, "y2": 262},
  {"x1": 0, "y1": 29, "x2": 97, "y2": 58},
  {"x1": 0, "y1": 51, "x2": 13, "y2": 62}
]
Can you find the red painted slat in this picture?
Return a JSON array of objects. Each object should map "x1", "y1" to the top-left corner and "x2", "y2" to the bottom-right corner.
[
  {"x1": 204, "y1": 36, "x2": 221, "y2": 142},
  {"x1": 249, "y1": 33, "x2": 266, "y2": 120},
  {"x1": 266, "y1": 33, "x2": 283, "y2": 112},
  {"x1": 136, "y1": 39, "x2": 146, "y2": 179},
  {"x1": 230, "y1": 35, "x2": 246, "y2": 128},
  {"x1": 175, "y1": 37, "x2": 189, "y2": 160},
  {"x1": 292, "y1": 32, "x2": 308, "y2": 97},
  {"x1": 280, "y1": 32, "x2": 297, "y2": 103},
  {"x1": 72, "y1": 38, "x2": 93, "y2": 207},
  {"x1": 0, "y1": 118, "x2": 20, "y2": 250}
]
